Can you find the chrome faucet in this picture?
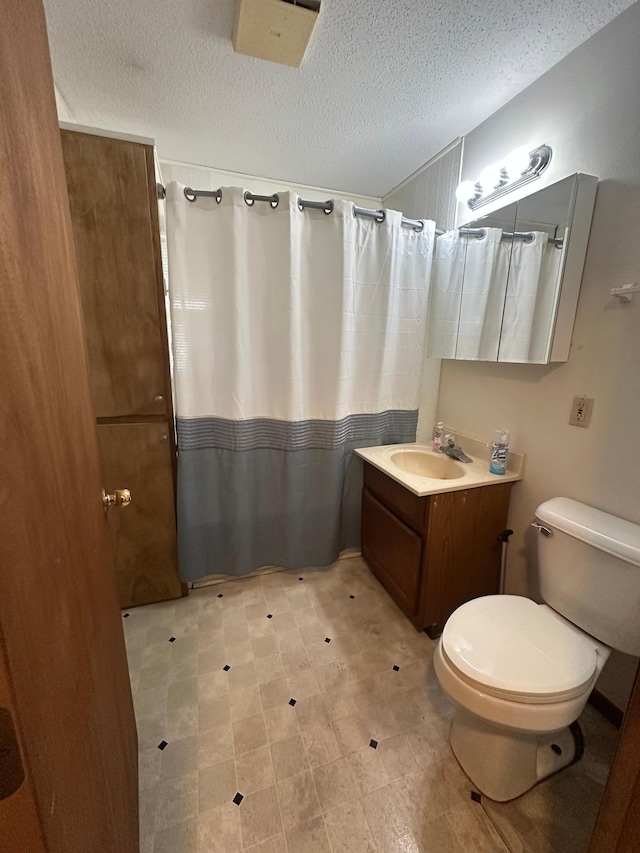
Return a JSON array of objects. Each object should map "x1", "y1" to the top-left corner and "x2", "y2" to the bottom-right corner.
[{"x1": 440, "y1": 434, "x2": 473, "y2": 463}]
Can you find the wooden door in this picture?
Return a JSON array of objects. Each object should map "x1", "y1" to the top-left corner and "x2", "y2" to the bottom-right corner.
[
  {"x1": 61, "y1": 128, "x2": 184, "y2": 608},
  {"x1": 0, "y1": 1, "x2": 138, "y2": 850},
  {"x1": 589, "y1": 662, "x2": 640, "y2": 852},
  {"x1": 98, "y1": 421, "x2": 183, "y2": 607},
  {"x1": 60, "y1": 130, "x2": 169, "y2": 418}
]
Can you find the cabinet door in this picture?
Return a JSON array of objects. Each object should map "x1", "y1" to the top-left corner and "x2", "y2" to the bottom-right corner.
[
  {"x1": 422, "y1": 489, "x2": 481, "y2": 628},
  {"x1": 98, "y1": 422, "x2": 183, "y2": 607},
  {"x1": 61, "y1": 131, "x2": 168, "y2": 418},
  {"x1": 362, "y1": 489, "x2": 422, "y2": 618}
]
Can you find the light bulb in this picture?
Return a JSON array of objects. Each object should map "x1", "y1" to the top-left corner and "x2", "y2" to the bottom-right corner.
[
  {"x1": 478, "y1": 164, "x2": 502, "y2": 194},
  {"x1": 455, "y1": 180, "x2": 476, "y2": 204},
  {"x1": 503, "y1": 146, "x2": 532, "y2": 181}
]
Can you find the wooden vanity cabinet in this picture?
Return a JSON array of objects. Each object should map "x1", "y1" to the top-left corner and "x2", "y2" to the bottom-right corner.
[{"x1": 361, "y1": 462, "x2": 513, "y2": 636}]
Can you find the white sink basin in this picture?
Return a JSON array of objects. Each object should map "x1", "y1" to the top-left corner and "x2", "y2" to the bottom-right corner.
[{"x1": 388, "y1": 448, "x2": 466, "y2": 480}]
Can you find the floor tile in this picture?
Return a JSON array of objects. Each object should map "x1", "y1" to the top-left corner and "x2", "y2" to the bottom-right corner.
[
  {"x1": 228, "y1": 660, "x2": 258, "y2": 690},
  {"x1": 264, "y1": 703, "x2": 301, "y2": 744},
  {"x1": 293, "y1": 694, "x2": 331, "y2": 731},
  {"x1": 312, "y1": 756, "x2": 358, "y2": 812},
  {"x1": 445, "y1": 801, "x2": 510, "y2": 852},
  {"x1": 281, "y1": 652, "x2": 312, "y2": 686},
  {"x1": 252, "y1": 635, "x2": 279, "y2": 659},
  {"x1": 198, "y1": 801, "x2": 243, "y2": 852},
  {"x1": 256, "y1": 654, "x2": 286, "y2": 685},
  {"x1": 154, "y1": 772, "x2": 199, "y2": 832},
  {"x1": 239, "y1": 784, "x2": 283, "y2": 848},
  {"x1": 284, "y1": 815, "x2": 332, "y2": 853},
  {"x1": 153, "y1": 817, "x2": 199, "y2": 853},
  {"x1": 160, "y1": 734, "x2": 198, "y2": 781},
  {"x1": 302, "y1": 723, "x2": 343, "y2": 768},
  {"x1": 359, "y1": 779, "x2": 413, "y2": 849},
  {"x1": 126, "y1": 556, "x2": 617, "y2": 853},
  {"x1": 378, "y1": 732, "x2": 421, "y2": 780},
  {"x1": 167, "y1": 677, "x2": 199, "y2": 712},
  {"x1": 270, "y1": 612, "x2": 297, "y2": 633},
  {"x1": 236, "y1": 744, "x2": 276, "y2": 795},
  {"x1": 139, "y1": 745, "x2": 162, "y2": 792},
  {"x1": 271, "y1": 733, "x2": 309, "y2": 781},
  {"x1": 198, "y1": 724, "x2": 235, "y2": 767},
  {"x1": 199, "y1": 695, "x2": 231, "y2": 731},
  {"x1": 276, "y1": 770, "x2": 322, "y2": 831},
  {"x1": 345, "y1": 744, "x2": 393, "y2": 796},
  {"x1": 260, "y1": 677, "x2": 291, "y2": 710},
  {"x1": 233, "y1": 712, "x2": 268, "y2": 755},
  {"x1": 244, "y1": 833, "x2": 286, "y2": 853},
  {"x1": 198, "y1": 757, "x2": 237, "y2": 814},
  {"x1": 229, "y1": 684, "x2": 263, "y2": 722},
  {"x1": 333, "y1": 713, "x2": 373, "y2": 755},
  {"x1": 276, "y1": 627, "x2": 304, "y2": 653},
  {"x1": 324, "y1": 799, "x2": 377, "y2": 853},
  {"x1": 163, "y1": 704, "x2": 198, "y2": 743}
]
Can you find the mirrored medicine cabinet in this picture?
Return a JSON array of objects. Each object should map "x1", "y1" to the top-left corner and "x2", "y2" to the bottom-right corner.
[{"x1": 427, "y1": 172, "x2": 598, "y2": 364}]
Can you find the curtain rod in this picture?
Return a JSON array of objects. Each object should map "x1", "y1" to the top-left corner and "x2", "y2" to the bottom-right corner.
[
  {"x1": 456, "y1": 226, "x2": 563, "y2": 246},
  {"x1": 162, "y1": 185, "x2": 432, "y2": 234}
]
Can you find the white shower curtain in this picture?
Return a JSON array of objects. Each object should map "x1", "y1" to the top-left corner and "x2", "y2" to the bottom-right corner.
[
  {"x1": 166, "y1": 185, "x2": 435, "y2": 580},
  {"x1": 456, "y1": 228, "x2": 507, "y2": 360},
  {"x1": 498, "y1": 231, "x2": 548, "y2": 362},
  {"x1": 428, "y1": 227, "x2": 506, "y2": 360}
]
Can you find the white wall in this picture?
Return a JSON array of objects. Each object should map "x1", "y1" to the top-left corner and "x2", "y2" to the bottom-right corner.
[
  {"x1": 54, "y1": 83, "x2": 75, "y2": 122},
  {"x1": 438, "y1": 4, "x2": 640, "y2": 710},
  {"x1": 160, "y1": 159, "x2": 380, "y2": 209},
  {"x1": 383, "y1": 140, "x2": 462, "y2": 441}
]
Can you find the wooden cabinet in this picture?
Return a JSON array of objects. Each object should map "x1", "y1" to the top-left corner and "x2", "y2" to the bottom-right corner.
[
  {"x1": 61, "y1": 131, "x2": 169, "y2": 418},
  {"x1": 362, "y1": 462, "x2": 512, "y2": 636},
  {"x1": 61, "y1": 129, "x2": 184, "y2": 608}
]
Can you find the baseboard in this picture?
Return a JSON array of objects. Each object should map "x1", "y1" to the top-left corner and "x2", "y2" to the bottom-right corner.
[{"x1": 588, "y1": 688, "x2": 624, "y2": 729}]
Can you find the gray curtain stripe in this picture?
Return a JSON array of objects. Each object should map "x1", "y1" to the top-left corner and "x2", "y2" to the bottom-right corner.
[{"x1": 177, "y1": 410, "x2": 419, "y2": 452}]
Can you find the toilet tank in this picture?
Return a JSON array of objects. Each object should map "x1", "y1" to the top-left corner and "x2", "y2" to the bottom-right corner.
[{"x1": 535, "y1": 497, "x2": 640, "y2": 657}]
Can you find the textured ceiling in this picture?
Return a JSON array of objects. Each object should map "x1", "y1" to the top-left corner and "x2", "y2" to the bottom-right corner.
[{"x1": 44, "y1": 0, "x2": 632, "y2": 197}]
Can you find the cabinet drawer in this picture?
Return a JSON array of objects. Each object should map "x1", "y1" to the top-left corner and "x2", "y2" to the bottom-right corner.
[
  {"x1": 362, "y1": 488, "x2": 422, "y2": 618},
  {"x1": 363, "y1": 462, "x2": 426, "y2": 534}
]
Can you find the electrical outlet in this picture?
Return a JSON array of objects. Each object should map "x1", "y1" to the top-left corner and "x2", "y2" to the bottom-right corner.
[{"x1": 569, "y1": 396, "x2": 594, "y2": 428}]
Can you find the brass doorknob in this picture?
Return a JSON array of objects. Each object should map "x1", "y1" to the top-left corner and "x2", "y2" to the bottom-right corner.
[{"x1": 102, "y1": 488, "x2": 132, "y2": 508}]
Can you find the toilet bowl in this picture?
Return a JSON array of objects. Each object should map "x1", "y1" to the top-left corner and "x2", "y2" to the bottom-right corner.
[
  {"x1": 434, "y1": 497, "x2": 640, "y2": 802},
  {"x1": 434, "y1": 595, "x2": 609, "y2": 801}
]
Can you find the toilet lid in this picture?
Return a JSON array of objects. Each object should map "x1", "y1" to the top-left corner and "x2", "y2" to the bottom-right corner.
[{"x1": 442, "y1": 596, "x2": 599, "y2": 700}]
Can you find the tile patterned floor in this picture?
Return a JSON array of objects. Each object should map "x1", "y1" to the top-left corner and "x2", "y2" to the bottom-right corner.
[{"x1": 123, "y1": 556, "x2": 618, "y2": 853}]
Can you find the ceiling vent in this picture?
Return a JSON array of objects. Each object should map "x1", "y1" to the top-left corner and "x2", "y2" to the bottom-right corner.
[{"x1": 233, "y1": 0, "x2": 321, "y2": 68}]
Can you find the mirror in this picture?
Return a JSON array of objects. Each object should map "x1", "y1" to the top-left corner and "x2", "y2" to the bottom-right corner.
[{"x1": 427, "y1": 173, "x2": 598, "y2": 364}]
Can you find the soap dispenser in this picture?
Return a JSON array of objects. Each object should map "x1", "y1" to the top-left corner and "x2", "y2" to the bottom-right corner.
[
  {"x1": 433, "y1": 422, "x2": 444, "y2": 452},
  {"x1": 490, "y1": 429, "x2": 510, "y2": 475}
]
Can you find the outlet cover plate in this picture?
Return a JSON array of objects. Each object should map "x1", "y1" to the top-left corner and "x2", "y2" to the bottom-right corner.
[{"x1": 569, "y1": 396, "x2": 594, "y2": 428}]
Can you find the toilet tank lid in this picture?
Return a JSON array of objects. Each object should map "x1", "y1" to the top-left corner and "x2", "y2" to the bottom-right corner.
[{"x1": 536, "y1": 498, "x2": 640, "y2": 567}]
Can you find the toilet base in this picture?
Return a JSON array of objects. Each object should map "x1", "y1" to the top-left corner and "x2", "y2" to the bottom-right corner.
[{"x1": 449, "y1": 710, "x2": 583, "y2": 802}]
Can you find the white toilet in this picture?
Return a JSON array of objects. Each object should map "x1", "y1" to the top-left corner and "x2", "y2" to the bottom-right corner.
[{"x1": 434, "y1": 497, "x2": 640, "y2": 802}]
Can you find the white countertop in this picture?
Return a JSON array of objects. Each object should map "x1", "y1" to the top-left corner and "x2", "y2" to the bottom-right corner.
[{"x1": 355, "y1": 432, "x2": 524, "y2": 497}]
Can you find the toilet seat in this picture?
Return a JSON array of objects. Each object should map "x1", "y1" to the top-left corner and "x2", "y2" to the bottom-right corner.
[{"x1": 442, "y1": 595, "x2": 599, "y2": 705}]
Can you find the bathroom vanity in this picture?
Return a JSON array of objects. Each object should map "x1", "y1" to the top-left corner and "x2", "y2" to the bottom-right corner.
[{"x1": 356, "y1": 438, "x2": 523, "y2": 637}]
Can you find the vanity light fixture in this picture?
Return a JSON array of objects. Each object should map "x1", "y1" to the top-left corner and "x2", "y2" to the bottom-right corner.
[{"x1": 456, "y1": 144, "x2": 553, "y2": 210}]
